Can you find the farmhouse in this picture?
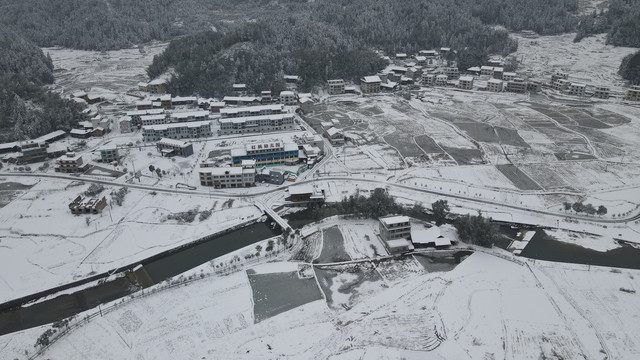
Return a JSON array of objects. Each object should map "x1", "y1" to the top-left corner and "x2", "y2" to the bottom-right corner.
[
  {"x1": 156, "y1": 138, "x2": 194, "y2": 157},
  {"x1": 55, "y1": 152, "x2": 89, "y2": 173}
]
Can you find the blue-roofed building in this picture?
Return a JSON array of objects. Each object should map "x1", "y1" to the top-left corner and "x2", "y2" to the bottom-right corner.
[{"x1": 230, "y1": 140, "x2": 299, "y2": 166}]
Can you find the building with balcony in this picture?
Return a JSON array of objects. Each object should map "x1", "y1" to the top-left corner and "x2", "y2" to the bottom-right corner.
[
  {"x1": 156, "y1": 138, "x2": 194, "y2": 157},
  {"x1": 55, "y1": 152, "x2": 89, "y2": 173},
  {"x1": 218, "y1": 113, "x2": 295, "y2": 136},
  {"x1": 142, "y1": 121, "x2": 212, "y2": 142},
  {"x1": 379, "y1": 215, "x2": 412, "y2": 241}
]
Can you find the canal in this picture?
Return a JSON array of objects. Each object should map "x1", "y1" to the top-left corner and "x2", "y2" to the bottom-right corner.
[{"x1": 0, "y1": 221, "x2": 280, "y2": 336}]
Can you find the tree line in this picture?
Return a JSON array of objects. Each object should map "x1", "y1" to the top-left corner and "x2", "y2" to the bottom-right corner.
[
  {"x1": 619, "y1": 50, "x2": 640, "y2": 85},
  {"x1": 574, "y1": 0, "x2": 640, "y2": 47}
]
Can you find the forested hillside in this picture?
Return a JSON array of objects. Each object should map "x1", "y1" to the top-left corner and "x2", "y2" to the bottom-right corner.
[
  {"x1": 0, "y1": 29, "x2": 86, "y2": 142},
  {"x1": 619, "y1": 50, "x2": 640, "y2": 85},
  {"x1": 574, "y1": 0, "x2": 640, "y2": 46}
]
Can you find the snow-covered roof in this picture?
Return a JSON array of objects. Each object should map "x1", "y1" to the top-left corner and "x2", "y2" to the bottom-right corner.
[
  {"x1": 241, "y1": 159, "x2": 256, "y2": 166},
  {"x1": 481, "y1": 66, "x2": 494, "y2": 71},
  {"x1": 218, "y1": 113, "x2": 293, "y2": 125},
  {"x1": 289, "y1": 185, "x2": 314, "y2": 195},
  {"x1": 503, "y1": 72, "x2": 516, "y2": 77},
  {"x1": 280, "y1": 91, "x2": 295, "y2": 96},
  {"x1": 410, "y1": 226, "x2": 441, "y2": 244},
  {"x1": 72, "y1": 91, "x2": 87, "y2": 97},
  {"x1": 434, "y1": 236, "x2": 451, "y2": 247},
  {"x1": 143, "y1": 120, "x2": 211, "y2": 131},
  {"x1": 232, "y1": 83, "x2": 247, "y2": 88},
  {"x1": 169, "y1": 111, "x2": 210, "y2": 119},
  {"x1": 149, "y1": 78, "x2": 166, "y2": 85},
  {"x1": 459, "y1": 76, "x2": 474, "y2": 82},
  {"x1": 172, "y1": 96, "x2": 197, "y2": 102},
  {"x1": 386, "y1": 238, "x2": 413, "y2": 249},
  {"x1": 493, "y1": 67, "x2": 504, "y2": 72},
  {"x1": 222, "y1": 96, "x2": 260, "y2": 103},
  {"x1": 140, "y1": 114, "x2": 167, "y2": 121},
  {"x1": 157, "y1": 138, "x2": 190, "y2": 148},
  {"x1": 70, "y1": 128, "x2": 92, "y2": 135},
  {"x1": 220, "y1": 104, "x2": 283, "y2": 116},
  {"x1": 58, "y1": 152, "x2": 82, "y2": 161},
  {"x1": 467, "y1": 67, "x2": 481, "y2": 72},
  {"x1": 126, "y1": 109, "x2": 164, "y2": 117},
  {"x1": 380, "y1": 215, "x2": 410, "y2": 226},
  {"x1": 299, "y1": 97, "x2": 314, "y2": 104},
  {"x1": 362, "y1": 76, "x2": 382, "y2": 83},
  {"x1": 396, "y1": 53, "x2": 407, "y2": 57},
  {"x1": 488, "y1": 79, "x2": 503, "y2": 84},
  {"x1": 326, "y1": 127, "x2": 342, "y2": 137},
  {"x1": 35, "y1": 130, "x2": 66, "y2": 143},
  {"x1": 572, "y1": 83, "x2": 587, "y2": 88}
]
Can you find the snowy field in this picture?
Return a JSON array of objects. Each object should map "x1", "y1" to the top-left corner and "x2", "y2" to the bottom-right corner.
[{"x1": 4, "y1": 250, "x2": 639, "y2": 359}]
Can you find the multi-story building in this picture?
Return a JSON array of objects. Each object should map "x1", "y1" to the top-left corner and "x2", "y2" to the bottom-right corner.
[
  {"x1": 458, "y1": 76, "x2": 474, "y2": 90},
  {"x1": 553, "y1": 78, "x2": 571, "y2": 91},
  {"x1": 261, "y1": 91, "x2": 272, "y2": 104},
  {"x1": 148, "y1": 79, "x2": 167, "y2": 94},
  {"x1": 361, "y1": 76, "x2": 381, "y2": 94},
  {"x1": 435, "y1": 74, "x2": 448, "y2": 86},
  {"x1": 171, "y1": 96, "x2": 197, "y2": 106},
  {"x1": 218, "y1": 114, "x2": 295, "y2": 136},
  {"x1": 480, "y1": 66, "x2": 494, "y2": 76},
  {"x1": 502, "y1": 72, "x2": 517, "y2": 81},
  {"x1": 325, "y1": 127, "x2": 345, "y2": 145},
  {"x1": 256, "y1": 167, "x2": 286, "y2": 185},
  {"x1": 230, "y1": 140, "x2": 299, "y2": 166},
  {"x1": 445, "y1": 67, "x2": 459, "y2": 80},
  {"x1": 626, "y1": 85, "x2": 640, "y2": 101},
  {"x1": 280, "y1": 91, "x2": 298, "y2": 105},
  {"x1": 487, "y1": 79, "x2": 504, "y2": 92},
  {"x1": 222, "y1": 96, "x2": 261, "y2": 106},
  {"x1": 142, "y1": 121, "x2": 212, "y2": 142},
  {"x1": 55, "y1": 152, "x2": 89, "y2": 173},
  {"x1": 379, "y1": 215, "x2": 411, "y2": 241},
  {"x1": 220, "y1": 104, "x2": 284, "y2": 118},
  {"x1": 17, "y1": 141, "x2": 48, "y2": 164},
  {"x1": 527, "y1": 81, "x2": 542, "y2": 93},
  {"x1": 69, "y1": 196, "x2": 107, "y2": 214},
  {"x1": 569, "y1": 83, "x2": 586, "y2": 97},
  {"x1": 126, "y1": 109, "x2": 165, "y2": 124},
  {"x1": 136, "y1": 100, "x2": 153, "y2": 110},
  {"x1": 198, "y1": 161, "x2": 256, "y2": 188},
  {"x1": 506, "y1": 78, "x2": 528, "y2": 93},
  {"x1": 156, "y1": 138, "x2": 194, "y2": 157},
  {"x1": 169, "y1": 111, "x2": 210, "y2": 123},
  {"x1": 119, "y1": 117, "x2": 132, "y2": 133},
  {"x1": 99, "y1": 147, "x2": 119, "y2": 163},
  {"x1": 594, "y1": 86, "x2": 610, "y2": 99},
  {"x1": 140, "y1": 114, "x2": 168, "y2": 126},
  {"x1": 232, "y1": 83, "x2": 247, "y2": 94},
  {"x1": 551, "y1": 71, "x2": 569, "y2": 85},
  {"x1": 419, "y1": 50, "x2": 438, "y2": 58},
  {"x1": 328, "y1": 79, "x2": 345, "y2": 95}
]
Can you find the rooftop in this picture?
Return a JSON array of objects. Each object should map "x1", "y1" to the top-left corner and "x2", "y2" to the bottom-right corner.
[
  {"x1": 380, "y1": 215, "x2": 411, "y2": 226},
  {"x1": 157, "y1": 138, "x2": 190, "y2": 147},
  {"x1": 143, "y1": 120, "x2": 211, "y2": 131},
  {"x1": 362, "y1": 75, "x2": 382, "y2": 83}
]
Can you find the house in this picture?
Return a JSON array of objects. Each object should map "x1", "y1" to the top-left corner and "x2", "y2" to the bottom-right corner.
[
  {"x1": 92, "y1": 127, "x2": 105, "y2": 137},
  {"x1": 492, "y1": 67, "x2": 504, "y2": 80},
  {"x1": 410, "y1": 225, "x2": 452, "y2": 248},
  {"x1": 487, "y1": 79, "x2": 503, "y2": 92},
  {"x1": 168, "y1": 111, "x2": 210, "y2": 123},
  {"x1": 126, "y1": 108, "x2": 165, "y2": 124},
  {"x1": 55, "y1": 152, "x2": 89, "y2": 173},
  {"x1": 422, "y1": 73, "x2": 436, "y2": 86},
  {"x1": 502, "y1": 72, "x2": 517, "y2": 81},
  {"x1": 261, "y1": 91, "x2": 272, "y2": 104},
  {"x1": 440, "y1": 47, "x2": 451, "y2": 54},
  {"x1": 467, "y1": 67, "x2": 481, "y2": 76},
  {"x1": 143, "y1": 121, "x2": 212, "y2": 142},
  {"x1": 480, "y1": 66, "x2": 494, "y2": 76},
  {"x1": 148, "y1": 79, "x2": 167, "y2": 94},
  {"x1": 395, "y1": 53, "x2": 407, "y2": 60},
  {"x1": 209, "y1": 102, "x2": 225, "y2": 113},
  {"x1": 17, "y1": 141, "x2": 48, "y2": 164},
  {"x1": 361, "y1": 76, "x2": 381, "y2": 94},
  {"x1": 487, "y1": 58, "x2": 504, "y2": 67},
  {"x1": 527, "y1": 81, "x2": 542, "y2": 93},
  {"x1": 415, "y1": 56, "x2": 427, "y2": 65},
  {"x1": 119, "y1": 117, "x2": 132, "y2": 133},
  {"x1": 230, "y1": 141, "x2": 299, "y2": 166},
  {"x1": 551, "y1": 71, "x2": 569, "y2": 85},
  {"x1": 220, "y1": 104, "x2": 284, "y2": 118},
  {"x1": 385, "y1": 238, "x2": 414, "y2": 254},
  {"x1": 328, "y1": 79, "x2": 346, "y2": 95},
  {"x1": 158, "y1": 94, "x2": 172, "y2": 109},
  {"x1": 553, "y1": 78, "x2": 571, "y2": 91},
  {"x1": 344, "y1": 86, "x2": 358, "y2": 94},
  {"x1": 256, "y1": 167, "x2": 286, "y2": 185},
  {"x1": 99, "y1": 146, "x2": 119, "y2": 163},
  {"x1": 69, "y1": 196, "x2": 107, "y2": 214},
  {"x1": 288, "y1": 185, "x2": 325, "y2": 202},
  {"x1": 35, "y1": 130, "x2": 66, "y2": 144},
  {"x1": 199, "y1": 161, "x2": 256, "y2": 188},
  {"x1": 156, "y1": 138, "x2": 194, "y2": 157},
  {"x1": 380, "y1": 81, "x2": 398, "y2": 92},
  {"x1": 594, "y1": 86, "x2": 610, "y2": 99},
  {"x1": 445, "y1": 67, "x2": 459, "y2": 80},
  {"x1": 435, "y1": 74, "x2": 448, "y2": 86},
  {"x1": 136, "y1": 100, "x2": 153, "y2": 110},
  {"x1": 218, "y1": 114, "x2": 295, "y2": 136},
  {"x1": 379, "y1": 215, "x2": 411, "y2": 241},
  {"x1": 626, "y1": 85, "x2": 640, "y2": 101},
  {"x1": 302, "y1": 133, "x2": 325, "y2": 152},
  {"x1": 419, "y1": 50, "x2": 438, "y2": 58},
  {"x1": 569, "y1": 83, "x2": 586, "y2": 97},
  {"x1": 284, "y1": 75, "x2": 300, "y2": 84},
  {"x1": 232, "y1": 83, "x2": 247, "y2": 94},
  {"x1": 72, "y1": 91, "x2": 89, "y2": 102},
  {"x1": 138, "y1": 82, "x2": 149, "y2": 92},
  {"x1": 458, "y1": 76, "x2": 474, "y2": 90},
  {"x1": 299, "y1": 97, "x2": 314, "y2": 113},
  {"x1": 506, "y1": 78, "x2": 528, "y2": 93},
  {"x1": 280, "y1": 91, "x2": 297, "y2": 105},
  {"x1": 70, "y1": 128, "x2": 92, "y2": 139},
  {"x1": 140, "y1": 114, "x2": 168, "y2": 126},
  {"x1": 171, "y1": 96, "x2": 197, "y2": 106},
  {"x1": 325, "y1": 127, "x2": 345, "y2": 145},
  {"x1": 222, "y1": 96, "x2": 261, "y2": 106}
]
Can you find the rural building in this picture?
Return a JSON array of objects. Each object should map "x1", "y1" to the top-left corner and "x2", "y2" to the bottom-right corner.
[
  {"x1": 55, "y1": 152, "x2": 89, "y2": 173},
  {"x1": 69, "y1": 196, "x2": 107, "y2": 214},
  {"x1": 126, "y1": 109, "x2": 165, "y2": 124},
  {"x1": 140, "y1": 114, "x2": 167, "y2": 126},
  {"x1": 230, "y1": 140, "x2": 299, "y2": 166},
  {"x1": 527, "y1": 82, "x2": 542, "y2": 93},
  {"x1": 288, "y1": 185, "x2": 325, "y2": 202},
  {"x1": 256, "y1": 167, "x2": 286, "y2": 185},
  {"x1": 325, "y1": 127, "x2": 345, "y2": 145},
  {"x1": 198, "y1": 161, "x2": 256, "y2": 188},
  {"x1": 301, "y1": 133, "x2": 325, "y2": 152},
  {"x1": 328, "y1": 79, "x2": 346, "y2": 95},
  {"x1": 261, "y1": 91, "x2": 272, "y2": 104},
  {"x1": 222, "y1": 96, "x2": 261, "y2": 106},
  {"x1": 553, "y1": 78, "x2": 571, "y2": 91},
  {"x1": 627, "y1": 85, "x2": 640, "y2": 101},
  {"x1": 86, "y1": 94, "x2": 103, "y2": 104},
  {"x1": 72, "y1": 91, "x2": 89, "y2": 102},
  {"x1": 99, "y1": 147, "x2": 119, "y2": 163},
  {"x1": 169, "y1": 111, "x2": 210, "y2": 123},
  {"x1": 142, "y1": 121, "x2": 212, "y2": 142},
  {"x1": 381, "y1": 81, "x2": 398, "y2": 92},
  {"x1": 445, "y1": 67, "x2": 459, "y2": 80},
  {"x1": 218, "y1": 113, "x2": 295, "y2": 136},
  {"x1": 506, "y1": 78, "x2": 528, "y2": 93},
  {"x1": 156, "y1": 138, "x2": 194, "y2": 157},
  {"x1": 209, "y1": 102, "x2": 225, "y2": 113},
  {"x1": 492, "y1": 67, "x2": 504, "y2": 80},
  {"x1": 138, "y1": 82, "x2": 149, "y2": 92},
  {"x1": 458, "y1": 76, "x2": 474, "y2": 90},
  {"x1": 232, "y1": 83, "x2": 247, "y2": 94},
  {"x1": 92, "y1": 127, "x2": 105, "y2": 137},
  {"x1": 379, "y1": 215, "x2": 411, "y2": 241},
  {"x1": 136, "y1": 100, "x2": 153, "y2": 110},
  {"x1": 594, "y1": 86, "x2": 610, "y2": 99},
  {"x1": 487, "y1": 58, "x2": 504, "y2": 67},
  {"x1": 487, "y1": 79, "x2": 504, "y2": 92},
  {"x1": 502, "y1": 72, "x2": 517, "y2": 81},
  {"x1": 569, "y1": 83, "x2": 586, "y2": 97},
  {"x1": 435, "y1": 74, "x2": 448, "y2": 86},
  {"x1": 18, "y1": 141, "x2": 48, "y2": 164},
  {"x1": 36, "y1": 130, "x2": 66, "y2": 144},
  {"x1": 419, "y1": 50, "x2": 438, "y2": 58},
  {"x1": 480, "y1": 66, "x2": 494, "y2": 76},
  {"x1": 299, "y1": 97, "x2": 315, "y2": 113},
  {"x1": 385, "y1": 238, "x2": 414, "y2": 254},
  {"x1": 70, "y1": 128, "x2": 92, "y2": 139},
  {"x1": 361, "y1": 76, "x2": 382, "y2": 94},
  {"x1": 422, "y1": 73, "x2": 436, "y2": 86},
  {"x1": 551, "y1": 71, "x2": 569, "y2": 85},
  {"x1": 280, "y1": 91, "x2": 298, "y2": 105},
  {"x1": 148, "y1": 79, "x2": 167, "y2": 94},
  {"x1": 467, "y1": 67, "x2": 481, "y2": 76},
  {"x1": 410, "y1": 225, "x2": 452, "y2": 248},
  {"x1": 395, "y1": 53, "x2": 407, "y2": 60},
  {"x1": 220, "y1": 104, "x2": 284, "y2": 118},
  {"x1": 171, "y1": 96, "x2": 197, "y2": 106}
]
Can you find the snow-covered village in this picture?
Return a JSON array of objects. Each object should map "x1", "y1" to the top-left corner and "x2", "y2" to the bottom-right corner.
[{"x1": 1, "y1": 1, "x2": 640, "y2": 359}]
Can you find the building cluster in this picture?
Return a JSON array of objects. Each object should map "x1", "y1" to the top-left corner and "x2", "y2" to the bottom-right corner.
[
  {"x1": 70, "y1": 112, "x2": 111, "y2": 139},
  {"x1": 0, "y1": 130, "x2": 68, "y2": 164},
  {"x1": 378, "y1": 216, "x2": 453, "y2": 254},
  {"x1": 217, "y1": 104, "x2": 295, "y2": 136},
  {"x1": 69, "y1": 195, "x2": 107, "y2": 214}
]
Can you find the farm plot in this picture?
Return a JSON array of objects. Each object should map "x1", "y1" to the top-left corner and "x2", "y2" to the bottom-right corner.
[
  {"x1": 441, "y1": 146, "x2": 484, "y2": 165},
  {"x1": 517, "y1": 164, "x2": 573, "y2": 191},
  {"x1": 585, "y1": 108, "x2": 631, "y2": 126},
  {"x1": 548, "y1": 161, "x2": 637, "y2": 192},
  {"x1": 0, "y1": 181, "x2": 34, "y2": 208},
  {"x1": 414, "y1": 135, "x2": 442, "y2": 153},
  {"x1": 314, "y1": 262, "x2": 384, "y2": 310},
  {"x1": 495, "y1": 164, "x2": 543, "y2": 190},
  {"x1": 528, "y1": 105, "x2": 577, "y2": 126},
  {"x1": 558, "y1": 108, "x2": 611, "y2": 129},
  {"x1": 247, "y1": 271, "x2": 324, "y2": 323},
  {"x1": 314, "y1": 226, "x2": 350, "y2": 264}
]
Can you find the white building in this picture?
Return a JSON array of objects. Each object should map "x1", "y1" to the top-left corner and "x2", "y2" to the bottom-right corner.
[
  {"x1": 594, "y1": 86, "x2": 610, "y2": 99},
  {"x1": 569, "y1": 83, "x2": 586, "y2": 97},
  {"x1": 220, "y1": 104, "x2": 284, "y2": 118},
  {"x1": 328, "y1": 79, "x2": 346, "y2": 95},
  {"x1": 199, "y1": 161, "x2": 256, "y2": 188},
  {"x1": 218, "y1": 113, "x2": 295, "y2": 136},
  {"x1": 435, "y1": 74, "x2": 448, "y2": 86},
  {"x1": 480, "y1": 66, "x2": 494, "y2": 75},
  {"x1": 169, "y1": 110, "x2": 210, "y2": 123},
  {"x1": 379, "y1": 215, "x2": 411, "y2": 241},
  {"x1": 502, "y1": 72, "x2": 517, "y2": 81},
  {"x1": 142, "y1": 121, "x2": 212, "y2": 142},
  {"x1": 458, "y1": 76, "x2": 474, "y2": 90},
  {"x1": 487, "y1": 79, "x2": 504, "y2": 92},
  {"x1": 361, "y1": 76, "x2": 382, "y2": 94},
  {"x1": 280, "y1": 91, "x2": 297, "y2": 105}
]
